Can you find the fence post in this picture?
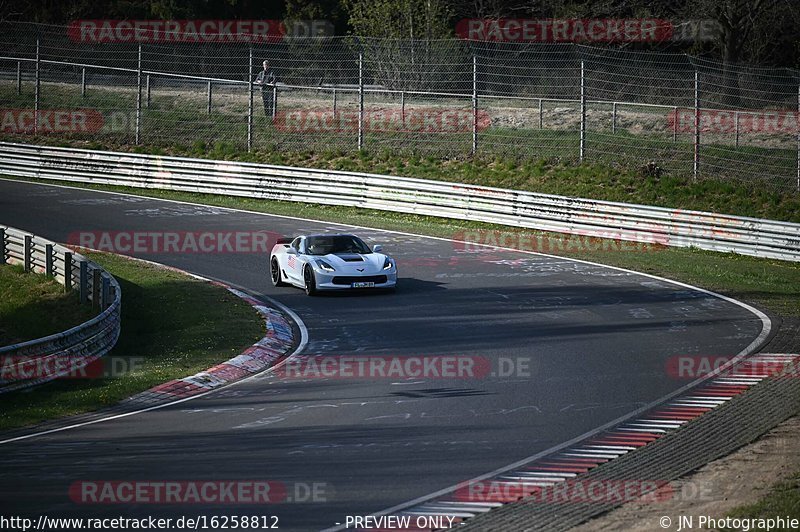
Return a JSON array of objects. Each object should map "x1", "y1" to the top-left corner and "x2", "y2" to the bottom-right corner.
[
  {"x1": 63, "y1": 251, "x2": 73, "y2": 291},
  {"x1": 135, "y1": 43, "x2": 142, "y2": 145},
  {"x1": 145, "y1": 74, "x2": 151, "y2": 108},
  {"x1": 579, "y1": 59, "x2": 586, "y2": 163},
  {"x1": 16, "y1": 61, "x2": 21, "y2": 95},
  {"x1": 81, "y1": 67, "x2": 86, "y2": 97},
  {"x1": 401, "y1": 90, "x2": 405, "y2": 123},
  {"x1": 207, "y1": 80, "x2": 212, "y2": 114},
  {"x1": 92, "y1": 269, "x2": 101, "y2": 311},
  {"x1": 472, "y1": 54, "x2": 478, "y2": 156},
  {"x1": 34, "y1": 38, "x2": 40, "y2": 135},
  {"x1": 796, "y1": 85, "x2": 800, "y2": 192},
  {"x1": 247, "y1": 45, "x2": 253, "y2": 152},
  {"x1": 673, "y1": 106, "x2": 678, "y2": 142},
  {"x1": 272, "y1": 85, "x2": 277, "y2": 120},
  {"x1": 611, "y1": 102, "x2": 617, "y2": 134},
  {"x1": 538, "y1": 98, "x2": 543, "y2": 129},
  {"x1": 79, "y1": 260, "x2": 88, "y2": 304},
  {"x1": 734, "y1": 111, "x2": 739, "y2": 148},
  {"x1": 0, "y1": 228, "x2": 5, "y2": 264},
  {"x1": 693, "y1": 70, "x2": 700, "y2": 181},
  {"x1": 358, "y1": 50, "x2": 364, "y2": 151},
  {"x1": 332, "y1": 88, "x2": 337, "y2": 113},
  {"x1": 45, "y1": 243, "x2": 53, "y2": 277},
  {"x1": 23, "y1": 235, "x2": 32, "y2": 272}
]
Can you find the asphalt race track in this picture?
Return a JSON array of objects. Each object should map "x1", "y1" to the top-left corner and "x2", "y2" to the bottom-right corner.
[{"x1": 0, "y1": 179, "x2": 768, "y2": 531}]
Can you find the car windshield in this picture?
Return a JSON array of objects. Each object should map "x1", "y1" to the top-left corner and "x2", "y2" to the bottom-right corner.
[{"x1": 305, "y1": 235, "x2": 371, "y2": 256}]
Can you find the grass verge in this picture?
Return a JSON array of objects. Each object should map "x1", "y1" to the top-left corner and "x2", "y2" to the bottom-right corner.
[
  {"x1": 0, "y1": 264, "x2": 95, "y2": 345},
  {"x1": 0, "y1": 250, "x2": 265, "y2": 431},
  {"x1": 726, "y1": 472, "x2": 800, "y2": 526}
]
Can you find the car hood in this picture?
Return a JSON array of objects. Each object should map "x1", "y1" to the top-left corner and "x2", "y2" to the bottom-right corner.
[{"x1": 317, "y1": 253, "x2": 388, "y2": 274}]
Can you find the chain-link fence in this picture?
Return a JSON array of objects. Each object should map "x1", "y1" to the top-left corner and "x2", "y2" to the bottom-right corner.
[{"x1": 1, "y1": 22, "x2": 798, "y2": 191}]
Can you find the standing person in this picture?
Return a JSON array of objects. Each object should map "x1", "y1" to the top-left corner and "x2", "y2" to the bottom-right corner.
[{"x1": 254, "y1": 60, "x2": 278, "y2": 119}]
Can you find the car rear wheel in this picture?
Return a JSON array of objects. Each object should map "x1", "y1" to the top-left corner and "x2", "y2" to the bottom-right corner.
[
  {"x1": 304, "y1": 266, "x2": 318, "y2": 296},
  {"x1": 271, "y1": 257, "x2": 287, "y2": 287}
]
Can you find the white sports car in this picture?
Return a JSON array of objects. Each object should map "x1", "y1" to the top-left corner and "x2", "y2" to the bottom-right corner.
[{"x1": 269, "y1": 233, "x2": 397, "y2": 295}]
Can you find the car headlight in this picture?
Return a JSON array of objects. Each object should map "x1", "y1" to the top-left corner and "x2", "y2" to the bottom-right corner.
[
  {"x1": 383, "y1": 258, "x2": 394, "y2": 270},
  {"x1": 316, "y1": 259, "x2": 335, "y2": 272}
]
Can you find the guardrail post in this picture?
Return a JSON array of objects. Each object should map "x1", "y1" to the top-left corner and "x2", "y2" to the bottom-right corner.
[
  {"x1": 472, "y1": 54, "x2": 478, "y2": 156},
  {"x1": 358, "y1": 50, "x2": 364, "y2": 151},
  {"x1": 0, "y1": 228, "x2": 5, "y2": 264},
  {"x1": 693, "y1": 70, "x2": 700, "y2": 181},
  {"x1": 101, "y1": 275, "x2": 110, "y2": 309},
  {"x1": 16, "y1": 61, "x2": 21, "y2": 95},
  {"x1": 207, "y1": 80, "x2": 212, "y2": 114},
  {"x1": 64, "y1": 251, "x2": 73, "y2": 291},
  {"x1": 247, "y1": 44, "x2": 253, "y2": 152},
  {"x1": 79, "y1": 260, "x2": 88, "y2": 304},
  {"x1": 611, "y1": 102, "x2": 617, "y2": 134},
  {"x1": 45, "y1": 243, "x2": 53, "y2": 277},
  {"x1": 34, "y1": 38, "x2": 40, "y2": 135},
  {"x1": 92, "y1": 268, "x2": 101, "y2": 311},
  {"x1": 135, "y1": 43, "x2": 142, "y2": 145},
  {"x1": 579, "y1": 59, "x2": 586, "y2": 163},
  {"x1": 23, "y1": 235, "x2": 32, "y2": 272},
  {"x1": 81, "y1": 67, "x2": 86, "y2": 97}
]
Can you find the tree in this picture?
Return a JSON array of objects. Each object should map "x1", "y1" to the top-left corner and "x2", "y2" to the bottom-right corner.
[
  {"x1": 341, "y1": 0, "x2": 463, "y2": 91},
  {"x1": 342, "y1": 0, "x2": 454, "y2": 40}
]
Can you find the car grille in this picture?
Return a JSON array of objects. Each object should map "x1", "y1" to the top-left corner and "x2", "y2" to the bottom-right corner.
[{"x1": 331, "y1": 275, "x2": 388, "y2": 285}]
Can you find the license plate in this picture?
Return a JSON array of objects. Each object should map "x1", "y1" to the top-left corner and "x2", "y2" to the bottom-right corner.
[{"x1": 351, "y1": 281, "x2": 375, "y2": 288}]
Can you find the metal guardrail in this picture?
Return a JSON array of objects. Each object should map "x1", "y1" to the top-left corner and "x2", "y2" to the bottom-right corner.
[
  {"x1": 0, "y1": 224, "x2": 121, "y2": 393},
  {"x1": 0, "y1": 141, "x2": 798, "y2": 261}
]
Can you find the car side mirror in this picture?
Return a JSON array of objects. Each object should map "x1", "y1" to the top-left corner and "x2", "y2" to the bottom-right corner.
[
  {"x1": 372, "y1": 244, "x2": 383, "y2": 253},
  {"x1": 286, "y1": 248, "x2": 297, "y2": 255}
]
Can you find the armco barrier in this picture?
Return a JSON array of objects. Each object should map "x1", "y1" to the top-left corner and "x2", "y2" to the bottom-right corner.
[
  {"x1": 0, "y1": 141, "x2": 798, "y2": 261},
  {"x1": 0, "y1": 225, "x2": 121, "y2": 393}
]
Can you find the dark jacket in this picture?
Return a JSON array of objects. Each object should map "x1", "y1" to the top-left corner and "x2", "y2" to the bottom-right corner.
[{"x1": 255, "y1": 68, "x2": 277, "y2": 90}]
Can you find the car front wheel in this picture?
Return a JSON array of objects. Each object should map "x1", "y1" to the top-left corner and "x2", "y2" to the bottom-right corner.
[{"x1": 303, "y1": 266, "x2": 318, "y2": 296}]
